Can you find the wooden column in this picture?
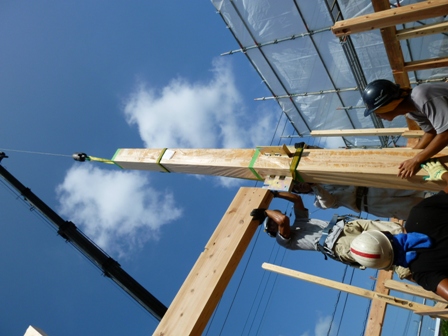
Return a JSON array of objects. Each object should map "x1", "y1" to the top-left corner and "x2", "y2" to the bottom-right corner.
[
  {"x1": 364, "y1": 270, "x2": 393, "y2": 335},
  {"x1": 153, "y1": 188, "x2": 272, "y2": 336}
]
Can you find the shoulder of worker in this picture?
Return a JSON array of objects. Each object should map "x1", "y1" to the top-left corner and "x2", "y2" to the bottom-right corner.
[{"x1": 411, "y1": 82, "x2": 448, "y2": 102}]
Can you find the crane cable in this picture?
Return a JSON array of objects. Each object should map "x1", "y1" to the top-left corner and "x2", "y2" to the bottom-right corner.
[{"x1": 0, "y1": 148, "x2": 73, "y2": 158}]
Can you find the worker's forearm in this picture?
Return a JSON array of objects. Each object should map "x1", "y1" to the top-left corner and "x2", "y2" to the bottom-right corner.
[
  {"x1": 265, "y1": 210, "x2": 291, "y2": 238},
  {"x1": 276, "y1": 192, "x2": 305, "y2": 210},
  {"x1": 414, "y1": 131, "x2": 436, "y2": 149},
  {"x1": 413, "y1": 132, "x2": 448, "y2": 163},
  {"x1": 436, "y1": 278, "x2": 448, "y2": 301}
]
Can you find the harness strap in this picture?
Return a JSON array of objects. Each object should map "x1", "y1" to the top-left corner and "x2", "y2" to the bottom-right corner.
[{"x1": 317, "y1": 214, "x2": 365, "y2": 269}]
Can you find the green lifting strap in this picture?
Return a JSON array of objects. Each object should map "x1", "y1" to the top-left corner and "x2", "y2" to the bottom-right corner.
[
  {"x1": 290, "y1": 147, "x2": 304, "y2": 182},
  {"x1": 156, "y1": 148, "x2": 170, "y2": 173},
  {"x1": 248, "y1": 149, "x2": 264, "y2": 181}
]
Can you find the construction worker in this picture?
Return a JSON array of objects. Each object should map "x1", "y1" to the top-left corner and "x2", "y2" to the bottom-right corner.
[
  {"x1": 292, "y1": 182, "x2": 425, "y2": 221},
  {"x1": 350, "y1": 160, "x2": 448, "y2": 298},
  {"x1": 362, "y1": 79, "x2": 448, "y2": 179},
  {"x1": 250, "y1": 190, "x2": 408, "y2": 277}
]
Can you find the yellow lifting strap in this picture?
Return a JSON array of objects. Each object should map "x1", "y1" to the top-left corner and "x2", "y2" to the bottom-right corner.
[{"x1": 290, "y1": 146, "x2": 304, "y2": 182}]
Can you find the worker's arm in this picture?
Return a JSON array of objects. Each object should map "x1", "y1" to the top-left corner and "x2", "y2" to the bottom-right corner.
[
  {"x1": 311, "y1": 184, "x2": 338, "y2": 209},
  {"x1": 398, "y1": 130, "x2": 448, "y2": 178},
  {"x1": 413, "y1": 130, "x2": 437, "y2": 149},
  {"x1": 273, "y1": 191, "x2": 305, "y2": 211},
  {"x1": 436, "y1": 278, "x2": 448, "y2": 301},
  {"x1": 265, "y1": 209, "x2": 291, "y2": 239}
]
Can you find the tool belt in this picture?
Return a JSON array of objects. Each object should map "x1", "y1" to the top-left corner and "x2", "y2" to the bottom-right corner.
[{"x1": 355, "y1": 187, "x2": 369, "y2": 213}]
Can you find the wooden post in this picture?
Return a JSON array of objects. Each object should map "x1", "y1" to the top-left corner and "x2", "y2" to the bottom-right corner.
[
  {"x1": 364, "y1": 270, "x2": 393, "y2": 335},
  {"x1": 153, "y1": 188, "x2": 272, "y2": 336}
]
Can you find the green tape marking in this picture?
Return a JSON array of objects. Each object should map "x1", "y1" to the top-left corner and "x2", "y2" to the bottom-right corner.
[{"x1": 249, "y1": 149, "x2": 264, "y2": 181}]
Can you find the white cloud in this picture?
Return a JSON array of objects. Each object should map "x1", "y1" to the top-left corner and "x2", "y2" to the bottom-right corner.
[
  {"x1": 56, "y1": 164, "x2": 182, "y2": 257},
  {"x1": 314, "y1": 315, "x2": 332, "y2": 336},
  {"x1": 55, "y1": 58, "x2": 275, "y2": 256},
  {"x1": 123, "y1": 57, "x2": 276, "y2": 149}
]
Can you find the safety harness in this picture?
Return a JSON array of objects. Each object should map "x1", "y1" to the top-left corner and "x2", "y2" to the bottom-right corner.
[{"x1": 317, "y1": 214, "x2": 365, "y2": 269}]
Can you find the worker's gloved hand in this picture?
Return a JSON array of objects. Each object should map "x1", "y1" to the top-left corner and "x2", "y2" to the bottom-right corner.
[
  {"x1": 250, "y1": 209, "x2": 267, "y2": 222},
  {"x1": 421, "y1": 160, "x2": 448, "y2": 181}
]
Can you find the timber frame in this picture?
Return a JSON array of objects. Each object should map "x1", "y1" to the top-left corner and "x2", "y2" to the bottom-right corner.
[
  {"x1": 151, "y1": 2, "x2": 448, "y2": 335},
  {"x1": 331, "y1": 1, "x2": 448, "y2": 334}
]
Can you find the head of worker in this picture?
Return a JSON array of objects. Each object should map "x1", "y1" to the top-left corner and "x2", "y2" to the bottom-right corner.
[
  {"x1": 362, "y1": 79, "x2": 410, "y2": 122},
  {"x1": 349, "y1": 230, "x2": 395, "y2": 270},
  {"x1": 262, "y1": 213, "x2": 281, "y2": 237},
  {"x1": 292, "y1": 182, "x2": 313, "y2": 194}
]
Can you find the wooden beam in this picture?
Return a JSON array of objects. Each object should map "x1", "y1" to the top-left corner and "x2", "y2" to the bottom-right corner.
[
  {"x1": 153, "y1": 188, "x2": 272, "y2": 336},
  {"x1": 396, "y1": 21, "x2": 448, "y2": 40},
  {"x1": 365, "y1": 270, "x2": 393, "y2": 336},
  {"x1": 404, "y1": 56, "x2": 448, "y2": 72},
  {"x1": 414, "y1": 308, "x2": 448, "y2": 316},
  {"x1": 310, "y1": 128, "x2": 424, "y2": 138},
  {"x1": 262, "y1": 263, "x2": 440, "y2": 314},
  {"x1": 385, "y1": 279, "x2": 448, "y2": 303},
  {"x1": 111, "y1": 147, "x2": 448, "y2": 191},
  {"x1": 332, "y1": 0, "x2": 448, "y2": 37}
]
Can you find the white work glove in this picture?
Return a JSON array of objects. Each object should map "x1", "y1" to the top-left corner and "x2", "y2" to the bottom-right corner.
[{"x1": 421, "y1": 160, "x2": 448, "y2": 181}]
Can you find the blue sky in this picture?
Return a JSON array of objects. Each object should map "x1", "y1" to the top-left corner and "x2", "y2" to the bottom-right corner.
[{"x1": 0, "y1": 2, "x2": 436, "y2": 336}]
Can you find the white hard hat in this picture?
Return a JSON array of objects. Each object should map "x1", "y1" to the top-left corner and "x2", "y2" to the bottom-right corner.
[{"x1": 350, "y1": 231, "x2": 394, "y2": 270}]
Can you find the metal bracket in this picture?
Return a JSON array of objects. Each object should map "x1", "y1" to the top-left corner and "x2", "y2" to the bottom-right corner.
[{"x1": 262, "y1": 175, "x2": 294, "y2": 191}]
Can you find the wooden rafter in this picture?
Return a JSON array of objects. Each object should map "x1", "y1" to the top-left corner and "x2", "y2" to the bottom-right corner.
[
  {"x1": 332, "y1": 0, "x2": 448, "y2": 37},
  {"x1": 396, "y1": 21, "x2": 448, "y2": 40},
  {"x1": 404, "y1": 56, "x2": 448, "y2": 72},
  {"x1": 311, "y1": 128, "x2": 424, "y2": 138}
]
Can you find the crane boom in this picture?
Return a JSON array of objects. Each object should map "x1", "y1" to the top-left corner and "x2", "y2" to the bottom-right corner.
[{"x1": 0, "y1": 155, "x2": 167, "y2": 321}]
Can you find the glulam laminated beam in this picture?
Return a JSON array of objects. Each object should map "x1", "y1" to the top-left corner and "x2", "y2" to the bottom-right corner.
[{"x1": 111, "y1": 147, "x2": 447, "y2": 191}]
